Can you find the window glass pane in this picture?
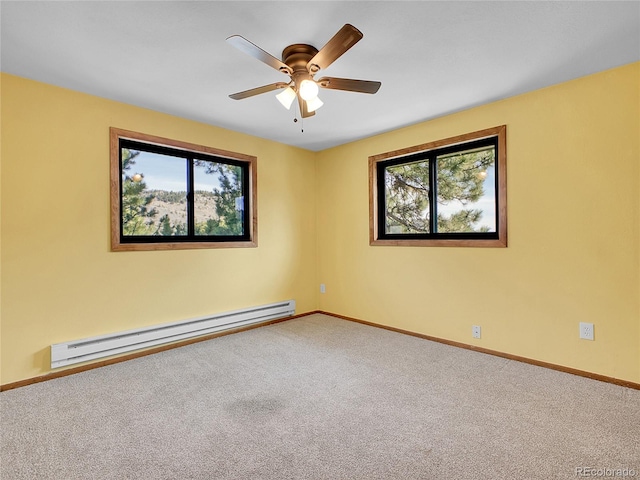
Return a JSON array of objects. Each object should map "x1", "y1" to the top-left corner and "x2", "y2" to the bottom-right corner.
[
  {"x1": 384, "y1": 160, "x2": 430, "y2": 234},
  {"x1": 193, "y1": 161, "x2": 245, "y2": 236},
  {"x1": 436, "y1": 146, "x2": 496, "y2": 233},
  {"x1": 121, "y1": 148, "x2": 187, "y2": 236}
]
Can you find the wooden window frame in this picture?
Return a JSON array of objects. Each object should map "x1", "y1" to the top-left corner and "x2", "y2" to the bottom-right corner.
[
  {"x1": 110, "y1": 127, "x2": 257, "y2": 251},
  {"x1": 369, "y1": 125, "x2": 507, "y2": 247}
]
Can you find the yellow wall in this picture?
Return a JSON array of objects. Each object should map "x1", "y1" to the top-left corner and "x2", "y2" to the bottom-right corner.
[
  {"x1": 2, "y1": 63, "x2": 639, "y2": 386},
  {"x1": 0, "y1": 74, "x2": 318, "y2": 384},
  {"x1": 316, "y1": 62, "x2": 640, "y2": 383},
  {"x1": 0, "y1": 73, "x2": 3, "y2": 382}
]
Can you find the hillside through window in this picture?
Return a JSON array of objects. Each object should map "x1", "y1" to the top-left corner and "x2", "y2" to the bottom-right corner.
[{"x1": 110, "y1": 128, "x2": 257, "y2": 251}]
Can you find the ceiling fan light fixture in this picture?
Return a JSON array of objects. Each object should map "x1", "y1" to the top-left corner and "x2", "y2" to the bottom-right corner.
[
  {"x1": 227, "y1": 25, "x2": 381, "y2": 120},
  {"x1": 276, "y1": 86, "x2": 296, "y2": 109},
  {"x1": 299, "y1": 79, "x2": 319, "y2": 101},
  {"x1": 306, "y1": 95, "x2": 324, "y2": 113}
]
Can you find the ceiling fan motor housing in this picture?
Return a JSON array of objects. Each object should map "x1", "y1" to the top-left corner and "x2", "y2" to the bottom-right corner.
[
  {"x1": 282, "y1": 44, "x2": 319, "y2": 71},
  {"x1": 281, "y1": 44, "x2": 320, "y2": 88}
]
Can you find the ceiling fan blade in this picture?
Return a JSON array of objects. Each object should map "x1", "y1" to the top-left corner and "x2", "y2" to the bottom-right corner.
[
  {"x1": 229, "y1": 82, "x2": 288, "y2": 100},
  {"x1": 307, "y1": 24, "x2": 363, "y2": 73},
  {"x1": 226, "y1": 35, "x2": 293, "y2": 75},
  {"x1": 298, "y1": 95, "x2": 315, "y2": 118},
  {"x1": 317, "y1": 77, "x2": 381, "y2": 94}
]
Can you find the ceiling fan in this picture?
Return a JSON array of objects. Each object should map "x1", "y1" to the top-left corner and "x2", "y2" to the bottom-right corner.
[{"x1": 226, "y1": 24, "x2": 381, "y2": 118}]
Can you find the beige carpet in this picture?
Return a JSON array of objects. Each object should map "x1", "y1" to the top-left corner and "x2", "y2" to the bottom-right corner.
[{"x1": 1, "y1": 313, "x2": 639, "y2": 479}]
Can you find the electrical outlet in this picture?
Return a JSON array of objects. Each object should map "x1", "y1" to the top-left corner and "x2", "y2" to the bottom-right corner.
[
  {"x1": 579, "y1": 322, "x2": 594, "y2": 340},
  {"x1": 472, "y1": 325, "x2": 481, "y2": 339},
  {"x1": 320, "y1": 284, "x2": 326, "y2": 294}
]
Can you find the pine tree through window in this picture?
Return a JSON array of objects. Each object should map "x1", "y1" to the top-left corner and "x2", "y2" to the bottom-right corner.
[
  {"x1": 369, "y1": 126, "x2": 506, "y2": 247},
  {"x1": 110, "y1": 128, "x2": 257, "y2": 251}
]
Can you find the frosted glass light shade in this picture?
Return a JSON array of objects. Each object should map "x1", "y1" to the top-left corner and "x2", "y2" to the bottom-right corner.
[
  {"x1": 276, "y1": 87, "x2": 296, "y2": 109},
  {"x1": 306, "y1": 95, "x2": 324, "y2": 113},
  {"x1": 299, "y1": 80, "x2": 319, "y2": 101}
]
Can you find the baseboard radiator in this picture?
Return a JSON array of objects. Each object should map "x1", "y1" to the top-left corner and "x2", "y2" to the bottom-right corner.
[{"x1": 51, "y1": 300, "x2": 296, "y2": 369}]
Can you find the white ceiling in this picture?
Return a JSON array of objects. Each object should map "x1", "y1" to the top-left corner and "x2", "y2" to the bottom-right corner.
[{"x1": 1, "y1": 1, "x2": 639, "y2": 151}]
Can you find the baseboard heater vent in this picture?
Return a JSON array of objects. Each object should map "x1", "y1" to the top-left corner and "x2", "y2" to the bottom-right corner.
[{"x1": 51, "y1": 300, "x2": 296, "y2": 369}]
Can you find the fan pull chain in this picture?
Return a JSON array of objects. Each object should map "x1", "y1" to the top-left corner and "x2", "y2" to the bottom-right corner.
[{"x1": 293, "y1": 101, "x2": 303, "y2": 133}]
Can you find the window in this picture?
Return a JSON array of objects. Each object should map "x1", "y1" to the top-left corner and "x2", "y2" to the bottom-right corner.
[
  {"x1": 110, "y1": 128, "x2": 257, "y2": 251},
  {"x1": 369, "y1": 125, "x2": 506, "y2": 247}
]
